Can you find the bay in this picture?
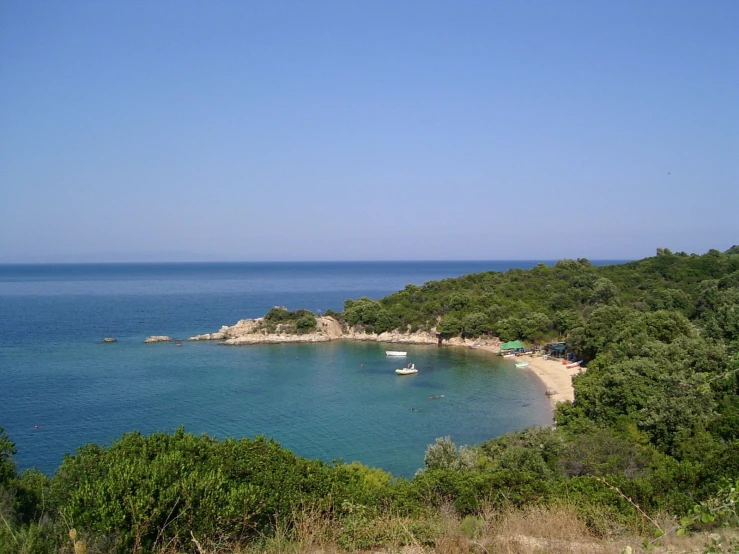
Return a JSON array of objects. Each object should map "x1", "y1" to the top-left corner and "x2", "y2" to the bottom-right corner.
[{"x1": 0, "y1": 261, "x2": 594, "y2": 477}]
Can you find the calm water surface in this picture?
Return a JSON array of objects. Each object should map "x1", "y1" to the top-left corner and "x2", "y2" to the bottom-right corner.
[{"x1": 0, "y1": 261, "x2": 587, "y2": 477}]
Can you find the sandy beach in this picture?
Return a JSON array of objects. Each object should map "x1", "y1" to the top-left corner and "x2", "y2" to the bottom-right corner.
[
  {"x1": 476, "y1": 348, "x2": 583, "y2": 410},
  {"x1": 515, "y1": 354, "x2": 583, "y2": 408}
]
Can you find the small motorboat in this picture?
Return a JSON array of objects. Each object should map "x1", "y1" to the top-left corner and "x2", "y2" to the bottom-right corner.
[
  {"x1": 395, "y1": 363, "x2": 418, "y2": 375},
  {"x1": 515, "y1": 361, "x2": 530, "y2": 368},
  {"x1": 566, "y1": 361, "x2": 583, "y2": 369},
  {"x1": 386, "y1": 351, "x2": 407, "y2": 356}
]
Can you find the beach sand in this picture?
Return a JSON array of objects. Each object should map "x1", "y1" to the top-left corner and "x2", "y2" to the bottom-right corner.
[
  {"x1": 515, "y1": 354, "x2": 583, "y2": 408},
  {"x1": 476, "y1": 348, "x2": 583, "y2": 410}
]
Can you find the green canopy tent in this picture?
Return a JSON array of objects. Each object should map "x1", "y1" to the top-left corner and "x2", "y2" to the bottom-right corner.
[{"x1": 499, "y1": 340, "x2": 523, "y2": 351}]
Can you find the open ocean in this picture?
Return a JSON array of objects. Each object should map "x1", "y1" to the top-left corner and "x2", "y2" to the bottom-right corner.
[{"x1": 0, "y1": 261, "x2": 598, "y2": 477}]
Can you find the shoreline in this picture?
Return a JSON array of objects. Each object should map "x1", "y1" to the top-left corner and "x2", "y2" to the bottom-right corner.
[
  {"x1": 473, "y1": 349, "x2": 580, "y2": 409},
  {"x1": 181, "y1": 316, "x2": 577, "y2": 413},
  {"x1": 350, "y1": 339, "x2": 580, "y2": 411}
]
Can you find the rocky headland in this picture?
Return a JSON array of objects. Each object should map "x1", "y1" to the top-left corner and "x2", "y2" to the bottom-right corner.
[
  {"x1": 187, "y1": 315, "x2": 501, "y2": 350},
  {"x1": 189, "y1": 316, "x2": 344, "y2": 345}
]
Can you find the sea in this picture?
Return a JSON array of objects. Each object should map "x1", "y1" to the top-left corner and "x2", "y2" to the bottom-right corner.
[{"x1": 0, "y1": 261, "x2": 588, "y2": 478}]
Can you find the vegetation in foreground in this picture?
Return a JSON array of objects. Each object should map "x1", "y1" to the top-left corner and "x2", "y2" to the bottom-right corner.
[{"x1": 2, "y1": 246, "x2": 738, "y2": 553}]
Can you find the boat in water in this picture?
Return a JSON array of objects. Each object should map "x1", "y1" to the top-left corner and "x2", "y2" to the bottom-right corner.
[
  {"x1": 395, "y1": 363, "x2": 418, "y2": 375},
  {"x1": 515, "y1": 361, "x2": 530, "y2": 368},
  {"x1": 386, "y1": 351, "x2": 407, "y2": 356}
]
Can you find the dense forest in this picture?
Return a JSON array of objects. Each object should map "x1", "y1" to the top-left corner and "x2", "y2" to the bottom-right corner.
[{"x1": 2, "y1": 247, "x2": 738, "y2": 553}]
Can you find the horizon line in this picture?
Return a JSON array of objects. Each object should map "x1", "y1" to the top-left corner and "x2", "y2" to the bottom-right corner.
[{"x1": 0, "y1": 258, "x2": 635, "y2": 266}]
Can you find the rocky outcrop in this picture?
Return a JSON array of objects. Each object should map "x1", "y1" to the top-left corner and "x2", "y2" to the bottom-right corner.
[
  {"x1": 185, "y1": 315, "x2": 501, "y2": 350},
  {"x1": 189, "y1": 316, "x2": 344, "y2": 345},
  {"x1": 344, "y1": 330, "x2": 500, "y2": 349},
  {"x1": 144, "y1": 335, "x2": 173, "y2": 343},
  {"x1": 344, "y1": 329, "x2": 439, "y2": 344},
  {"x1": 189, "y1": 318, "x2": 262, "y2": 341},
  {"x1": 442, "y1": 336, "x2": 501, "y2": 349},
  {"x1": 188, "y1": 329, "x2": 229, "y2": 341},
  {"x1": 222, "y1": 333, "x2": 333, "y2": 345}
]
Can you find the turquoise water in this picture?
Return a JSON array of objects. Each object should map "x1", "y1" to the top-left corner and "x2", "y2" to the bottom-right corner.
[{"x1": 0, "y1": 261, "x2": 581, "y2": 477}]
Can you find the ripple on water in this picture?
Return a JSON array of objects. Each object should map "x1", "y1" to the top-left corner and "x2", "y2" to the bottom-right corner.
[{"x1": 3, "y1": 340, "x2": 552, "y2": 477}]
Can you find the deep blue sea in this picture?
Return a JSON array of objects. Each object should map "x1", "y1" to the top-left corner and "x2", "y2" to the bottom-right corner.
[{"x1": 0, "y1": 261, "x2": 596, "y2": 477}]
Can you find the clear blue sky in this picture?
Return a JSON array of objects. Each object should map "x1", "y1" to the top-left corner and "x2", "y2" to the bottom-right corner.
[{"x1": 1, "y1": 1, "x2": 737, "y2": 262}]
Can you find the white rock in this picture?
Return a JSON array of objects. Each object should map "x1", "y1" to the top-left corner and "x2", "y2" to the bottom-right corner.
[{"x1": 144, "y1": 335, "x2": 172, "y2": 343}]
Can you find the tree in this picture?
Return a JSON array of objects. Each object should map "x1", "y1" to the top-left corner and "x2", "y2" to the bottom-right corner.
[
  {"x1": 421, "y1": 436, "x2": 476, "y2": 472},
  {"x1": 518, "y1": 312, "x2": 552, "y2": 341},
  {"x1": 461, "y1": 312, "x2": 492, "y2": 337},
  {"x1": 0, "y1": 426, "x2": 16, "y2": 488},
  {"x1": 344, "y1": 297, "x2": 396, "y2": 333},
  {"x1": 436, "y1": 315, "x2": 462, "y2": 337},
  {"x1": 296, "y1": 313, "x2": 317, "y2": 333},
  {"x1": 492, "y1": 317, "x2": 522, "y2": 342},
  {"x1": 590, "y1": 277, "x2": 619, "y2": 305},
  {"x1": 554, "y1": 310, "x2": 582, "y2": 335},
  {"x1": 574, "y1": 305, "x2": 635, "y2": 360}
]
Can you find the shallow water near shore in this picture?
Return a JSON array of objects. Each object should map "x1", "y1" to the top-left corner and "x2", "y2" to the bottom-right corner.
[{"x1": 0, "y1": 261, "x2": 577, "y2": 477}]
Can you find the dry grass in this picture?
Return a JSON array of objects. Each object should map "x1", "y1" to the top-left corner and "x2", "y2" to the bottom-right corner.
[
  {"x1": 152, "y1": 504, "x2": 739, "y2": 554},
  {"x1": 480, "y1": 504, "x2": 607, "y2": 554}
]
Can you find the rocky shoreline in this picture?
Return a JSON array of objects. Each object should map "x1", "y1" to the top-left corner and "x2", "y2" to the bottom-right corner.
[
  {"x1": 152, "y1": 314, "x2": 578, "y2": 412},
  {"x1": 184, "y1": 315, "x2": 502, "y2": 350}
]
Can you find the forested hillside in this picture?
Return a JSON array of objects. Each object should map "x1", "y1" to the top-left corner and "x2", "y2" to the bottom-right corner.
[
  {"x1": 2, "y1": 247, "x2": 738, "y2": 553},
  {"x1": 340, "y1": 247, "x2": 739, "y2": 351}
]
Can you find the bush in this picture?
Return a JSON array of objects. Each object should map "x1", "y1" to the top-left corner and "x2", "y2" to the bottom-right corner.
[
  {"x1": 50, "y1": 429, "x2": 358, "y2": 552},
  {"x1": 296, "y1": 313, "x2": 317, "y2": 333}
]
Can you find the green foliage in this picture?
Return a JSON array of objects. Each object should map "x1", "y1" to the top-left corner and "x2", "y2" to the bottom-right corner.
[
  {"x1": 590, "y1": 277, "x2": 620, "y2": 305},
  {"x1": 264, "y1": 306, "x2": 293, "y2": 322},
  {"x1": 676, "y1": 479, "x2": 739, "y2": 537},
  {"x1": 559, "y1": 424, "x2": 655, "y2": 479},
  {"x1": 420, "y1": 437, "x2": 476, "y2": 473},
  {"x1": 436, "y1": 315, "x2": 462, "y2": 337},
  {"x1": 0, "y1": 427, "x2": 16, "y2": 488},
  {"x1": 5, "y1": 247, "x2": 739, "y2": 551},
  {"x1": 343, "y1": 248, "x2": 739, "y2": 349},
  {"x1": 478, "y1": 427, "x2": 565, "y2": 479},
  {"x1": 554, "y1": 309, "x2": 583, "y2": 334},
  {"x1": 296, "y1": 313, "x2": 317, "y2": 333},
  {"x1": 460, "y1": 311, "x2": 491, "y2": 337},
  {"x1": 261, "y1": 307, "x2": 319, "y2": 334},
  {"x1": 344, "y1": 297, "x2": 396, "y2": 333},
  {"x1": 49, "y1": 429, "x2": 372, "y2": 552}
]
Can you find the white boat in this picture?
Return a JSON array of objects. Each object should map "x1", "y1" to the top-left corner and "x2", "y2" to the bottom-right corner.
[
  {"x1": 515, "y1": 361, "x2": 530, "y2": 368},
  {"x1": 395, "y1": 363, "x2": 418, "y2": 375},
  {"x1": 502, "y1": 353, "x2": 516, "y2": 358},
  {"x1": 386, "y1": 351, "x2": 407, "y2": 356},
  {"x1": 567, "y1": 360, "x2": 583, "y2": 369}
]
